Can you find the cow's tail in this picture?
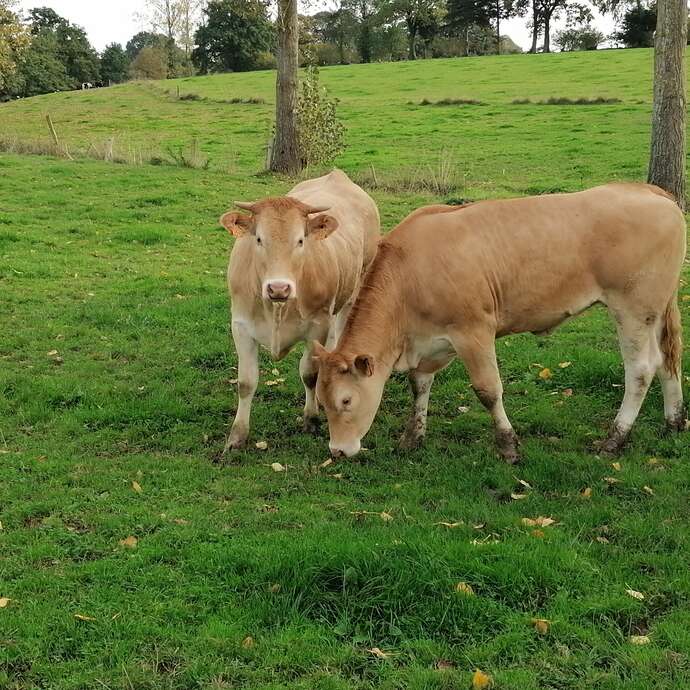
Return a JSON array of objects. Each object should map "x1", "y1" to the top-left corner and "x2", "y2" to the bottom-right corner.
[{"x1": 660, "y1": 290, "x2": 682, "y2": 378}]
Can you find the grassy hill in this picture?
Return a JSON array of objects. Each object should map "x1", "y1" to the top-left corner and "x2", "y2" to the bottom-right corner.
[{"x1": 1, "y1": 49, "x2": 690, "y2": 690}]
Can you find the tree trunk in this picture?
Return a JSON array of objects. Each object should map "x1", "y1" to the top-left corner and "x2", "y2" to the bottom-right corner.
[
  {"x1": 530, "y1": 1, "x2": 539, "y2": 53},
  {"x1": 648, "y1": 0, "x2": 687, "y2": 209},
  {"x1": 496, "y1": 0, "x2": 501, "y2": 54},
  {"x1": 542, "y1": 13, "x2": 551, "y2": 52},
  {"x1": 270, "y1": 0, "x2": 301, "y2": 173},
  {"x1": 408, "y1": 22, "x2": 417, "y2": 59}
]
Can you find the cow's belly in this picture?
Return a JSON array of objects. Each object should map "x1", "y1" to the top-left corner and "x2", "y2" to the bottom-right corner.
[{"x1": 394, "y1": 334, "x2": 456, "y2": 373}]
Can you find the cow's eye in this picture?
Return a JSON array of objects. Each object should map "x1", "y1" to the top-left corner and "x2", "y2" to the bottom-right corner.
[
  {"x1": 256, "y1": 236, "x2": 262, "y2": 245},
  {"x1": 342, "y1": 397, "x2": 351, "y2": 407},
  {"x1": 297, "y1": 238, "x2": 304, "y2": 248}
]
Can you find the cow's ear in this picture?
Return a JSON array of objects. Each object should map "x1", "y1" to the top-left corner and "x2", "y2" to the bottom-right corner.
[
  {"x1": 311, "y1": 340, "x2": 328, "y2": 366},
  {"x1": 220, "y1": 211, "x2": 253, "y2": 237},
  {"x1": 307, "y1": 213, "x2": 339, "y2": 240},
  {"x1": 353, "y1": 354, "x2": 374, "y2": 377}
]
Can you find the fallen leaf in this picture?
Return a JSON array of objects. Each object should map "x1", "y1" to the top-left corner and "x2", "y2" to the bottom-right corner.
[
  {"x1": 646, "y1": 458, "x2": 661, "y2": 466},
  {"x1": 319, "y1": 458, "x2": 334, "y2": 469},
  {"x1": 515, "y1": 478, "x2": 533, "y2": 490},
  {"x1": 472, "y1": 669, "x2": 493, "y2": 689},
  {"x1": 458, "y1": 406, "x2": 470, "y2": 413},
  {"x1": 47, "y1": 350, "x2": 58, "y2": 356},
  {"x1": 119, "y1": 535, "x2": 138, "y2": 549},
  {"x1": 521, "y1": 516, "x2": 556, "y2": 528},
  {"x1": 131, "y1": 481, "x2": 142, "y2": 494},
  {"x1": 611, "y1": 462, "x2": 621, "y2": 471},
  {"x1": 435, "y1": 659, "x2": 456, "y2": 670},
  {"x1": 581, "y1": 487, "x2": 592, "y2": 498},
  {"x1": 603, "y1": 476, "x2": 620, "y2": 485},
  {"x1": 532, "y1": 618, "x2": 550, "y2": 634},
  {"x1": 682, "y1": 295, "x2": 690, "y2": 302},
  {"x1": 626, "y1": 588, "x2": 645, "y2": 600},
  {"x1": 256, "y1": 441, "x2": 269, "y2": 451},
  {"x1": 74, "y1": 613, "x2": 96, "y2": 621},
  {"x1": 454, "y1": 582, "x2": 475, "y2": 595},
  {"x1": 0, "y1": 597, "x2": 10, "y2": 608},
  {"x1": 368, "y1": 647, "x2": 391, "y2": 659},
  {"x1": 380, "y1": 511, "x2": 394, "y2": 522},
  {"x1": 595, "y1": 536, "x2": 610, "y2": 544},
  {"x1": 229, "y1": 378, "x2": 238, "y2": 384},
  {"x1": 271, "y1": 368, "x2": 280, "y2": 376},
  {"x1": 270, "y1": 462, "x2": 285, "y2": 472},
  {"x1": 241, "y1": 635, "x2": 254, "y2": 649},
  {"x1": 539, "y1": 368, "x2": 552, "y2": 380},
  {"x1": 531, "y1": 529, "x2": 545, "y2": 538},
  {"x1": 435, "y1": 521, "x2": 464, "y2": 528},
  {"x1": 643, "y1": 485, "x2": 654, "y2": 496},
  {"x1": 268, "y1": 583, "x2": 281, "y2": 593},
  {"x1": 562, "y1": 388, "x2": 573, "y2": 397},
  {"x1": 511, "y1": 492, "x2": 528, "y2": 500},
  {"x1": 558, "y1": 361, "x2": 572, "y2": 368},
  {"x1": 332, "y1": 473, "x2": 344, "y2": 480},
  {"x1": 629, "y1": 635, "x2": 650, "y2": 645},
  {"x1": 173, "y1": 518, "x2": 189, "y2": 526}
]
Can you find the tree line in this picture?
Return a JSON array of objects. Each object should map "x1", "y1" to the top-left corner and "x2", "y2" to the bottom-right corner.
[{"x1": 0, "y1": 0, "x2": 679, "y2": 101}]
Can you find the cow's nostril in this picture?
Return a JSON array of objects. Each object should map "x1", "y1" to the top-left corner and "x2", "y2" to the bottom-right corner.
[
  {"x1": 267, "y1": 281, "x2": 291, "y2": 300},
  {"x1": 330, "y1": 448, "x2": 344, "y2": 459}
]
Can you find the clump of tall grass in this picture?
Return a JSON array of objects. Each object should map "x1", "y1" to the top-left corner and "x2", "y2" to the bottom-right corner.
[
  {"x1": 512, "y1": 96, "x2": 622, "y2": 106},
  {"x1": 418, "y1": 98, "x2": 483, "y2": 106}
]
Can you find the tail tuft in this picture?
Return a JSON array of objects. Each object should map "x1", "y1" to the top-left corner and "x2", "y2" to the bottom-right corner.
[{"x1": 661, "y1": 291, "x2": 682, "y2": 378}]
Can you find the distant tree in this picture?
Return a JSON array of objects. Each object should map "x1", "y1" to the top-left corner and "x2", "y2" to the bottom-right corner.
[
  {"x1": 311, "y1": 8, "x2": 358, "y2": 63},
  {"x1": 192, "y1": 0, "x2": 273, "y2": 73},
  {"x1": 384, "y1": 0, "x2": 445, "y2": 59},
  {"x1": 137, "y1": 0, "x2": 186, "y2": 75},
  {"x1": 555, "y1": 23, "x2": 604, "y2": 49},
  {"x1": 129, "y1": 45, "x2": 168, "y2": 79},
  {"x1": 13, "y1": 31, "x2": 70, "y2": 96},
  {"x1": 343, "y1": 0, "x2": 377, "y2": 62},
  {"x1": 446, "y1": 0, "x2": 525, "y2": 52},
  {"x1": 177, "y1": 0, "x2": 204, "y2": 58},
  {"x1": 100, "y1": 43, "x2": 130, "y2": 84},
  {"x1": 536, "y1": 0, "x2": 591, "y2": 52},
  {"x1": 125, "y1": 31, "x2": 168, "y2": 59},
  {"x1": 615, "y1": 3, "x2": 656, "y2": 47},
  {"x1": 27, "y1": 6, "x2": 63, "y2": 33},
  {"x1": 0, "y1": 1, "x2": 30, "y2": 98}
]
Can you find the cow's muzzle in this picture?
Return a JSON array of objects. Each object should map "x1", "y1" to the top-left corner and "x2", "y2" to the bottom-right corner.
[{"x1": 266, "y1": 280, "x2": 293, "y2": 302}]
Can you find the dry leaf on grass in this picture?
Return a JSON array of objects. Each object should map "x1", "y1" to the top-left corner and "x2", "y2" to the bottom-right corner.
[
  {"x1": 454, "y1": 582, "x2": 475, "y2": 595},
  {"x1": 119, "y1": 535, "x2": 138, "y2": 549},
  {"x1": 458, "y1": 406, "x2": 470, "y2": 413},
  {"x1": 472, "y1": 668, "x2": 493, "y2": 689},
  {"x1": 435, "y1": 521, "x2": 464, "y2": 528},
  {"x1": 626, "y1": 588, "x2": 645, "y2": 600},
  {"x1": 521, "y1": 516, "x2": 556, "y2": 528},
  {"x1": 603, "y1": 476, "x2": 620, "y2": 485},
  {"x1": 611, "y1": 462, "x2": 621, "y2": 471},
  {"x1": 595, "y1": 536, "x2": 610, "y2": 544},
  {"x1": 47, "y1": 350, "x2": 59, "y2": 356},
  {"x1": 643, "y1": 485, "x2": 654, "y2": 496},
  {"x1": 268, "y1": 583, "x2": 281, "y2": 593},
  {"x1": 131, "y1": 481, "x2": 142, "y2": 494},
  {"x1": 74, "y1": 613, "x2": 96, "y2": 621},
  {"x1": 562, "y1": 388, "x2": 573, "y2": 397},
  {"x1": 380, "y1": 511, "x2": 394, "y2": 522},
  {"x1": 581, "y1": 487, "x2": 592, "y2": 498},
  {"x1": 539, "y1": 368, "x2": 552, "y2": 380},
  {"x1": 511, "y1": 492, "x2": 528, "y2": 500},
  {"x1": 0, "y1": 597, "x2": 10, "y2": 608},
  {"x1": 241, "y1": 636, "x2": 254, "y2": 649},
  {"x1": 435, "y1": 659, "x2": 456, "y2": 670},
  {"x1": 319, "y1": 458, "x2": 333, "y2": 469},
  {"x1": 368, "y1": 647, "x2": 391, "y2": 659},
  {"x1": 256, "y1": 441, "x2": 269, "y2": 451},
  {"x1": 270, "y1": 462, "x2": 285, "y2": 472},
  {"x1": 532, "y1": 618, "x2": 550, "y2": 634},
  {"x1": 559, "y1": 361, "x2": 572, "y2": 368},
  {"x1": 629, "y1": 635, "x2": 650, "y2": 645},
  {"x1": 531, "y1": 529, "x2": 545, "y2": 538}
]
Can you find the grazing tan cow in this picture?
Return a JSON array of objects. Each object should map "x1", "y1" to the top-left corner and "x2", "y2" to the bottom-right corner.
[
  {"x1": 313, "y1": 183, "x2": 686, "y2": 461},
  {"x1": 220, "y1": 169, "x2": 380, "y2": 452}
]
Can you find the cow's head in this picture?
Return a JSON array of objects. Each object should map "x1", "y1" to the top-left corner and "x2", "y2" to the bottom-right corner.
[
  {"x1": 220, "y1": 197, "x2": 339, "y2": 303},
  {"x1": 312, "y1": 342, "x2": 387, "y2": 457}
]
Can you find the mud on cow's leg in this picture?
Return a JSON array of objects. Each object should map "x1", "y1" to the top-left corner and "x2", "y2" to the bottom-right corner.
[
  {"x1": 400, "y1": 370, "x2": 435, "y2": 449},
  {"x1": 452, "y1": 327, "x2": 520, "y2": 464},
  {"x1": 223, "y1": 321, "x2": 259, "y2": 454},
  {"x1": 300, "y1": 344, "x2": 321, "y2": 434}
]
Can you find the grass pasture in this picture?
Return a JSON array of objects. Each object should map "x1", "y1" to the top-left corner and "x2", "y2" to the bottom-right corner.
[{"x1": 1, "y1": 48, "x2": 690, "y2": 689}]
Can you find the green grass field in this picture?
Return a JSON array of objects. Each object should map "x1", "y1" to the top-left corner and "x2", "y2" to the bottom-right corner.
[{"x1": 1, "y1": 48, "x2": 690, "y2": 689}]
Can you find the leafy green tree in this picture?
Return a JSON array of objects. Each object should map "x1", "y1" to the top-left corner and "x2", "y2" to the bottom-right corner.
[
  {"x1": 555, "y1": 23, "x2": 604, "y2": 49},
  {"x1": 384, "y1": 0, "x2": 445, "y2": 59},
  {"x1": 343, "y1": 0, "x2": 377, "y2": 62},
  {"x1": 27, "y1": 6, "x2": 63, "y2": 33},
  {"x1": 125, "y1": 31, "x2": 169, "y2": 59},
  {"x1": 311, "y1": 8, "x2": 358, "y2": 64},
  {"x1": 192, "y1": 0, "x2": 274, "y2": 73},
  {"x1": 13, "y1": 31, "x2": 70, "y2": 96},
  {"x1": 0, "y1": 1, "x2": 30, "y2": 98},
  {"x1": 615, "y1": 4, "x2": 656, "y2": 47},
  {"x1": 100, "y1": 43, "x2": 130, "y2": 84},
  {"x1": 129, "y1": 45, "x2": 168, "y2": 79}
]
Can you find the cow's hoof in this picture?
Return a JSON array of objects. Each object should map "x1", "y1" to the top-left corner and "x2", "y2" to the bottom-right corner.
[
  {"x1": 303, "y1": 415, "x2": 321, "y2": 435},
  {"x1": 223, "y1": 434, "x2": 247, "y2": 454},
  {"x1": 496, "y1": 429, "x2": 520, "y2": 464},
  {"x1": 665, "y1": 406, "x2": 688, "y2": 433},
  {"x1": 399, "y1": 432, "x2": 424, "y2": 450},
  {"x1": 598, "y1": 426, "x2": 628, "y2": 457}
]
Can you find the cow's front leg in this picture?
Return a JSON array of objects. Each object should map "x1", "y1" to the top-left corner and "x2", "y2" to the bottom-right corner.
[
  {"x1": 223, "y1": 320, "x2": 258, "y2": 453},
  {"x1": 452, "y1": 328, "x2": 520, "y2": 464},
  {"x1": 400, "y1": 370, "x2": 435, "y2": 449},
  {"x1": 300, "y1": 341, "x2": 321, "y2": 434}
]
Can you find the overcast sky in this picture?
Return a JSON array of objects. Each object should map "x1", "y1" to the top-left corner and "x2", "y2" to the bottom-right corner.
[{"x1": 17, "y1": 0, "x2": 617, "y2": 53}]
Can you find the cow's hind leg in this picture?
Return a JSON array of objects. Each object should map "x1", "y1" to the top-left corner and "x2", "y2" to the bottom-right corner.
[
  {"x1": 400, "y1": 370, "x2": 435, "y2": 449},
  {"x1": 452, "y1": 328, "x2": 519, "y2": 464},
  {"x1": 300, "y1": 343, "x2": 321, "y2": 434},
  {"x1": 602, "y1": 310, "x2": 661, "y2": 455},
  {"x1": 224, "y1": 321, "x2": 259, "y2": 453}
]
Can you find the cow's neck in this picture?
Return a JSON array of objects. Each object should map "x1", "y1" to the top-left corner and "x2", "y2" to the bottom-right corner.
[{"x1": 337, "y1": 243, "x2": 405, "y2": 370}]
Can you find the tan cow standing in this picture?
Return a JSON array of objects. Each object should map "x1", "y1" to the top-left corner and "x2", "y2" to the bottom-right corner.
[
  {"x1": 314, "y1": 183, "x2": 686, "y2": 461},
  {"x1": 220, "y1": 169, "x2": 380, "y2": 452}
]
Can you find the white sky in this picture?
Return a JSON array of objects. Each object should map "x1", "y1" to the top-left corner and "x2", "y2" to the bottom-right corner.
[{"x1": 17, "y1": 0, "x2": 617, "y2": 53}]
